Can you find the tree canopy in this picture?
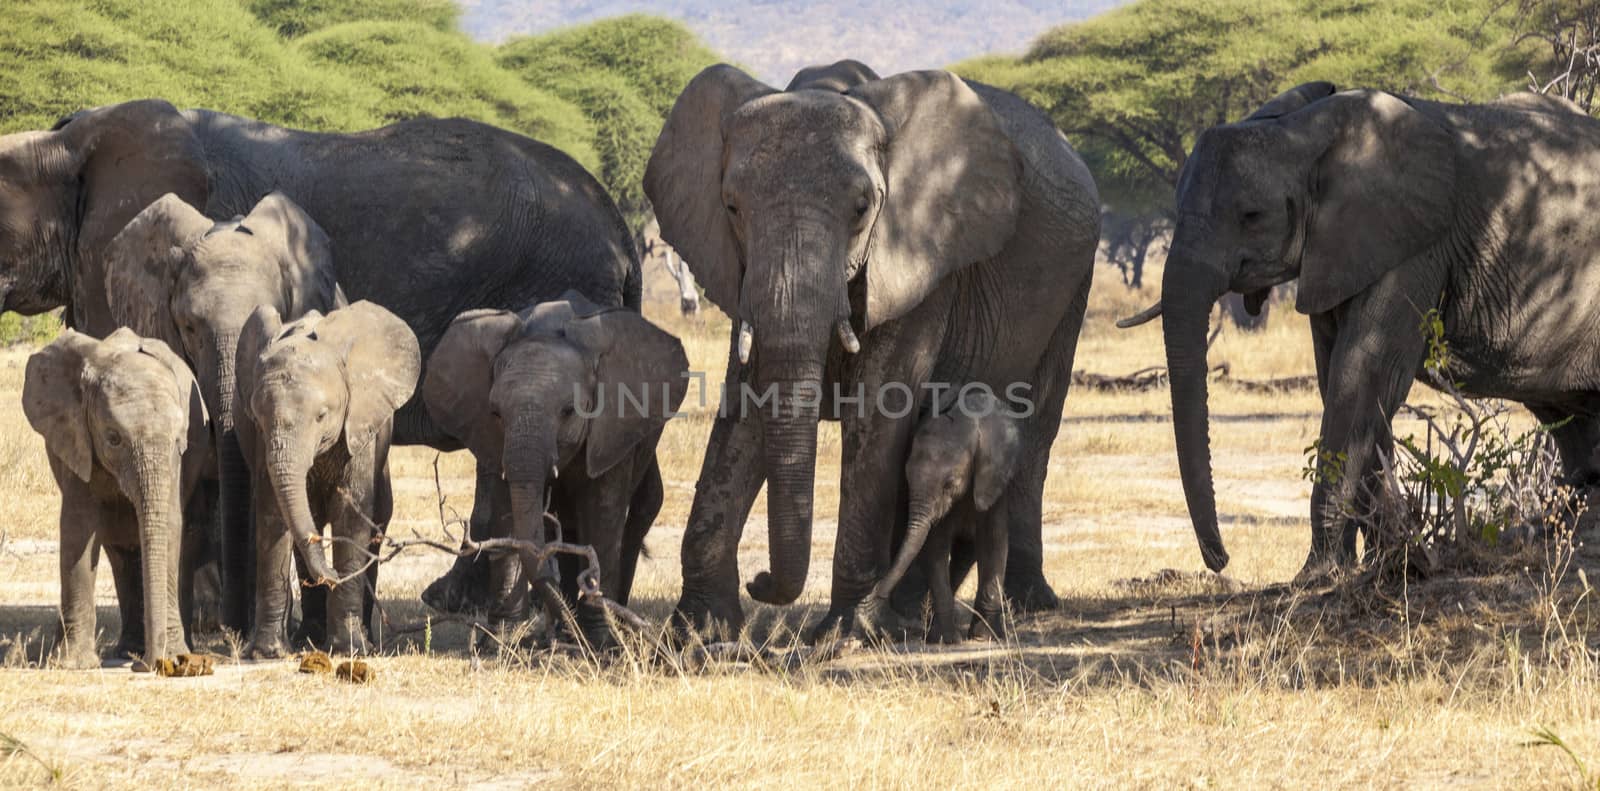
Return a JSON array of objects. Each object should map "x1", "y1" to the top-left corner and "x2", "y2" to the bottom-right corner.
[
  {"x1": 0, "y1": 2, "x2": 724, "y2": 217},
  {"x1": 957, "y1": 0, "x2": 1545, "y2": 215},
  {"x1": 497, "y1": 15, "x2": 725, "y2": 232}
]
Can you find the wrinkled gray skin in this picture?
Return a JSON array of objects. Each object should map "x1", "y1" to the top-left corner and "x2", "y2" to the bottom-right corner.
[
  {"x1": 856, "y1": 392, "x2": 1022, "y2": 644},
  {"x1": 1123, "y1": 83, "x2": 1600, "y2": 577},
  {"x1": 104, "y1": 191, "x2": 344, "y2": 630},
  {"x1": 423, "y1": 293, "x2": 689, "y2": 648},
  {"x1": 23, "y1": 329, "x2": 209, "y2": 669},
  {"x1": 645, "y1": 60, "x2": 1100, "y2": 640},
  {"x1": 235, "y1": 301, "x2": 420, "y2": 657},
  {"x1": 0, "y1": 99, "x2": 639, "y2": 632}
]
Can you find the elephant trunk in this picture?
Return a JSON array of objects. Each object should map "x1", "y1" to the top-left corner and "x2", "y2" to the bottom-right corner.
[
  {"x1": 740, "y1": 216, "x2": 847, "y2": 606},
  {"x1": 746, "y1": 373, "x2": 822, "y2": 605},
  {"x1": 210, "y1": 330, "x2": 254, "y2": 631},
  {"x1": 871, "y1": 500, "x2": 940, "y2": 601},
  {"x1": 132, "y1": 448, "x2": 176, "y2": 664},
  {"x1": 1163, "y1": 245, "x2": 1230, "y2": 572},
  {"x1": 267, "y1": 446, "x2": 336, "y2": 586}
]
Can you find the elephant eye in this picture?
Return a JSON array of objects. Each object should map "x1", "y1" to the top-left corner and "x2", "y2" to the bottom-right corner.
[
  {"x1": 106, "y1": 431, "x2": 123, "y2": 448},
  {"x1": 725, "y1": 204, "x2": 739, "y2": 217},
  {"x1": 317, "y1": 408, "x2": 328, "y2": 422},
  {"x1": 854, "y1": 195, "x2": 870, "y2": 217},
  {"x1": 1240, "y1": 209, "x2": 1264, "y2": 225}
]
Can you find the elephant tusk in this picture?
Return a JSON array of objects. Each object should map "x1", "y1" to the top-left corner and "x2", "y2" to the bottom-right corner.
[
  {"x1": 836, "y1": 319, "x2": 860, "y2": 354},
  {"x1": 549, "y1": 465, "x2": 559, "y2": 481},
  {"x1": 1116, "y1": 301, "x2": 1163, "y2": 329},
  {"x1": 738, "y1": 321, "x2": 754, "y2": 364}
]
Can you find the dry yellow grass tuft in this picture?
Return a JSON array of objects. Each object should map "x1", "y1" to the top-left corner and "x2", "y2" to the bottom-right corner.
[{"x1": 1, "y1": 265, "x2": 1596, "y2": 787}]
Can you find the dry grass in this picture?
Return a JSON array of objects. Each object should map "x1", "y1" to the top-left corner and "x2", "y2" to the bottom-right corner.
[{"x1": 2, "y1": 262, "x2": 1598, "y2": 788}]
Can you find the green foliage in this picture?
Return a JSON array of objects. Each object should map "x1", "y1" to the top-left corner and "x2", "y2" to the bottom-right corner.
[
  {"x1": 957, "y1": 0, "x2": 1543, "y2": 214},
  {"x1": 0, "y1": 0, "x2": 382, "y2": 134},
  {"x1": 295, "y1": 22, "x2": 598, "y2": 169},
  {"x1": 246, "y1": 0, "x2": 458, "y2": 38},
  {"x1": 498, "y1": 15, "x2": 725, "y2": 231},
  {"x1": 0, "y1": 312, "x2": 63, "y2": 348}
]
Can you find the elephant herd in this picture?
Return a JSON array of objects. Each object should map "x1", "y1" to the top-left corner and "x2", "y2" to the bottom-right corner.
[{"x1": 5, "y1": 58, "x2": 1600, "y2": 670}]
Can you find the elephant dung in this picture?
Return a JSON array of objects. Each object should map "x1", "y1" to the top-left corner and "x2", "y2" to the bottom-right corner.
[
  {"x1": 335, "y1": 660, "x2": 374, "y2": 684},
  {"x1": 298, "y1": 651, "x2": 334, "y2": 674}
]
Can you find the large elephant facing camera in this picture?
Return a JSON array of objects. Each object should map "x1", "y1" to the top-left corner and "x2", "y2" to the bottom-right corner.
[
  {"x1": 1120, "y1": 83, "x2": 1600, "y2": 576},
  {"x1": 644, "y1": 60, "x2": 1100, "y2": 638},
  {"x1": 0, "y1": 99, "x2": 640, "y2": 631}
]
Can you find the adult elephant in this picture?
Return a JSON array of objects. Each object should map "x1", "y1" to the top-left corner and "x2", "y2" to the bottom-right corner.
[
  {"x1": 644, "y1": 60, "x2": 1100, "y2": 638},
  {"x1": 1120, "y1": 83, "x2": 1600, "y2": 577},
  {"x1": 0, "y1": 100, "x2": 639, "y2": 631}
]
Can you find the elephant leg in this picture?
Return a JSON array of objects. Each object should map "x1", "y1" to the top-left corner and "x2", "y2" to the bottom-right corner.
[
  {"x1": 565, "y1": 461, "x2": 635, "y2": 651},
  {"x1": 1004, "y1": 282, "x2": 1088, "y2": 613},
  {"x1": 421, "y1": 465, "x2": 498, "y2": 614},
  {"x1": 180, "y1": 479, "x2": 223, "y2": 635},
  {"x1": 104, "y1": 543, "x2": 145, "y2": 662},
  {"x1": 618, "y1": 452, "x2": 664, "y2": 605},
  {"x1": 248, "y1": 468, "x2": 294, "y2": 659},
  {"x1": 969, "y1": 502, "x2": 1010, "y2": 642},
  {"x1": 327, "y1": 501, "x2": 375, "y2": 655},
  {"x1": 674, "y1": 345, "x2": 767, "y2": 641},
  {"x1": 923, "y1": 529, "x2": 960, "y2": 645},
  {"x1": 57, "y1": 488, "x2": 103, "y2": 670},
  {"x1": 1302, "y1": 266, "x2": 1437, "y2": 578},
  {"x1": 1527, "y1": 405, "x2": 1600, "y2": 485},
  {"x1": 817, "y1": 393, "x2": 918, "y2": 642},
  {"x1": 294, "y1": 547, "x2": 330, "y2": 649}
]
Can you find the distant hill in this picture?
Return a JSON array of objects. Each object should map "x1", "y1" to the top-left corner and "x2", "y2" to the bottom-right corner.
[{"x1": 457, "y1": 0, "x2": 1124, "y2": 84}]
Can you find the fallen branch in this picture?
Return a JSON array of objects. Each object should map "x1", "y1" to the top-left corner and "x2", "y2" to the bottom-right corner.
[{"x1": 1070, "y1": 362, "x2": 1317, "y2": 394}]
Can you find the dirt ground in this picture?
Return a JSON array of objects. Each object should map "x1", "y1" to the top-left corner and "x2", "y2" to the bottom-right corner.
[{"x1": 2, "y1": 263, "x2": 1598, "y2": 788}]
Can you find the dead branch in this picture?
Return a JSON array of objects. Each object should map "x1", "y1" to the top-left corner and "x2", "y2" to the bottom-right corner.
[{"x1": 1071, "y1": 362, "x2": 1317, "y2": 394}]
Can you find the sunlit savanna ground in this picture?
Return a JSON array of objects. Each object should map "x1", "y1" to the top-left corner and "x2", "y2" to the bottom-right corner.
[{"x1": 1, "y1": 259, "x2": 1596, "y2": 788}]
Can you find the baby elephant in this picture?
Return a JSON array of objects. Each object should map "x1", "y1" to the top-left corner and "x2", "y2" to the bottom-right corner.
[
  {"x1": 23, "y1": 329, "x2": 210, "y2": 669},
  {"x1": 423, "y1": 291, "x2": 688, "y2": 647},
  {"x1": 235, "y1": 301, "x2": 420, "y2": 657},
  {"x1": 857, "y1": 390, "x2": 1022, "y2": 643}
]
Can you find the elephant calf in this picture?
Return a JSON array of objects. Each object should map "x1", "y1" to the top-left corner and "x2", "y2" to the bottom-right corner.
[
  {"x1": 423, "y1": 291, "x2": 689, "y2": 648},
  {"x1": 23, "y1": 329, "x2": 210, "y2": 669},
  {"x1": 857, "y1": 391, "x2": 1022, "y2": 643},
  {"x1": 235, "y1": 301, "x2": 420, "y2": 657}
]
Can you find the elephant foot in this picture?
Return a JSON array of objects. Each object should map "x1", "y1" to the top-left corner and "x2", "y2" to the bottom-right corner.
[
  {"x1": 669, "y1": 592, "x2": 745, "y2": 645},
  {"x1": 805, "y1": 607, "x2": 857, "y2": 645},
  {"x1": 247, "y1": 633, "x2": 290, "y2": 660},
  {"x1": 56, "y1": 643, "x2": 101, "y2": 671},
  {"x1": 110, "y1": 636, "x2": 145, "y2": 665},
  {"x1": 421, "y1": 558, "x2": 490, "y2": 615},
  {"x1": 328, "y1": 632, "x2": 371, "y2": 657},
  {"x1": 293, "y1": 618, "x2": 329, "y2": 650},
  {"x1": 1293, "y1": 549, "x2": 1352, "y2": 587},
  {"x1": 967, "y1": 610, "x2": 1005, "y2": 642},
  {"x1": 1003, "y1": 574, "x2": 1059, "y2": 614},
  {"x1": 853, "y1": 596, "x2": 915, "y2": 644},
  {"x1": 927, "y1": 623, "x2": 962, "y2": 645}
]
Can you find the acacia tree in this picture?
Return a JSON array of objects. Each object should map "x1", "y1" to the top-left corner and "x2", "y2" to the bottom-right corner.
[{"x1": 958, "y1": 0, "x2": 1536, "y2": 325}]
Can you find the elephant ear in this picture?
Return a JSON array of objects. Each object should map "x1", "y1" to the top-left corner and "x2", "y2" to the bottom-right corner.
[
  {"x1": 422, "y1": 309, "x2": 521, "y2": 466},
  {"x1": 573, "y1": 310, "x2": 690, "y2": 476},
  {"x1": 972, "y1": 407, "x2": 1022, "y2": 512},
  {"x1": 643, "y1": 65, "x2": 777, "y2": 314},
  {"x1": 238, "y1": 191, "x2": 340, "y2": 315},
  {"x1": 319, "y1": 301, "x2": 420, "y2": 456},
  {"x1": 786, "y1": 59, "x2": 880, "y2": 92},
  {"x1": 1246, "y1": 82, "x2": 1337, "y2": 121},
  {"x1": 1292, "y1": 91, "x2": 1457, "y2": 315},
  {"x1": 56, "y1": 100, "x2": 209, "y2": 273},
  {"x1": 849, "y1": 71, "x2": 1024, "y2": 330},
  {"x1": 130, "y1": 333, "x2": 209, "y2": 456},
  {"x1": 105, "y1": 194, "x2": 214, "y2": 352},
  {"x1": 22, "y1": 330, "x2": 101, "y2": 482},
  {"x1": 235, "y1": 305, "x2": 284, "y2": 431}
]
